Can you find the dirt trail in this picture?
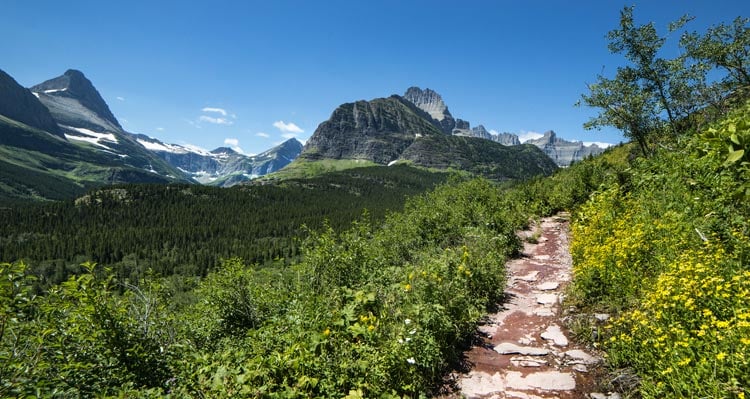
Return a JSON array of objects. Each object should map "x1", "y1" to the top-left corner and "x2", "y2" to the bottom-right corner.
[{"x1": 449, "y1": 214, "x2": 613, "y2": 399}]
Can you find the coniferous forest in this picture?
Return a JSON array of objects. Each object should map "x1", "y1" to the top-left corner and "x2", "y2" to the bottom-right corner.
[{"x1": 0, "y1": 165, "x2": 449, "y2": 288}]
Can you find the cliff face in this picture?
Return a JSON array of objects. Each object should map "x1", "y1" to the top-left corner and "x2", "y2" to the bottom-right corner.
[
  {"x1": 301, "y1": 95, "x2": 444, "y2": 164},
  {"x1": 403, "y1": 87, "x2": 457, "y2": 134}
]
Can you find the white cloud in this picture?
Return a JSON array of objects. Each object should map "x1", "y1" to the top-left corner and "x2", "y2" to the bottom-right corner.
[
  {"x1": 489, "y1": 129, "x2": 499, "y2": 135},
  {"x1": 202, "y1": 107, "x2": 227, "y2": 116},
  {"x1": 156, "y1": 127, "x2": 165, "y2": 131},
  {"x1": 256, "y1": 132, "x2": 270, "y2": 138},
  {"x1": 116, "y1": 96, "x2": 125, "y2": 101},
  {"x1": 222, "y1": 138, "x2": 244, "y2": 154},
  {"x1": 199, "y1": 115, "x2": 233, "y2": 125},
  {"x1": 273, "y1": 120, "x2": 304, "y2": 134},
  {"x1": 518, "y1": 131, "x2": 544, "y2": 143}
]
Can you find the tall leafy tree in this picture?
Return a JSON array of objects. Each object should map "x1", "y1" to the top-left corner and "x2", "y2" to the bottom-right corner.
[
  {"x1": 580, "y1": 7, "x2": 700, "y2": 153},
  {"x1": 581, "y1": 67, "x2": 661, "y2": 156},
  {"x1": 682, "y1": 17, "x2": 750, "y2": 104}
]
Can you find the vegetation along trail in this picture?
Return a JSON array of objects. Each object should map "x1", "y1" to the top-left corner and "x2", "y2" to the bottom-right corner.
[{"x1": 452, "y1": 214, "x2": 612, "y2": 399}]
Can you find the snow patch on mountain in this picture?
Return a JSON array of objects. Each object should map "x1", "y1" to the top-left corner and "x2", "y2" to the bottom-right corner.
[
  {"x1": 64, "y1": 133, "x2": 113, "y2": 150},
  {"x1": 66, "y1": 126, "x2": 118, "y2": 143}
]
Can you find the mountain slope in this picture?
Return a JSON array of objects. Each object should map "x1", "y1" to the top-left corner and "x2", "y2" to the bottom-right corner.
[
  {"x1": 26, "y1": 69, "x2": 189, "y2": 181},
  {"x1": 301, "y1": 95, "x2": 444, "y2": 164},
  {"x1": 0, "y1": 69, "x2": 62, "y2": 136},
  {"x1": 298, "y1": 92, "x2": 558, "y2": 180},
  {"x1": 31, "y1": 69, "x2": 121, "y2": 131},
  {"x1": 400, "y1": 135, "x2": 558, "y2": 180}
]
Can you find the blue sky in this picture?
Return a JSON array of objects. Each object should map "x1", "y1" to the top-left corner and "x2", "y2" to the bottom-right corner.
[{"x1": 2, "y1": 1, "x2": 748, "y2": 154}]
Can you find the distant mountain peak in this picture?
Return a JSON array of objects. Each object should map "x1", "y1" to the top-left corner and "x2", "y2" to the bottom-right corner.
[
  {"x1": 31, "y1": 69, "x2": 122, "y2": 130},
  {"x1": 278, "y1": 137, "x2": 303, "y2": 148},
  {"x1": 210, "y1": 147, "x2": 238, "y2": 154}
]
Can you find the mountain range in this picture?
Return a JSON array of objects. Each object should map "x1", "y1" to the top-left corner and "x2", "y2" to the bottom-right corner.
[
  {"x1": 401, "y1": 87, "x2": 606, "y2": 166},
  {"x1": 297, "y1": 87, "x2": 605, "y2": 179},
  {"x1": 1, "y1": 68, "x2": 607, "y2": 202},
  {"x1": 0, "y1": 68, "x2": 302, "y2": 201}
]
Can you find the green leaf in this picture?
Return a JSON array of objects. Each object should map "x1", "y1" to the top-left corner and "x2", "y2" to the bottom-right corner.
[
  {"x1": 730, "y1": 133, "x2": 740, "y2": 145},
  {"x1": 725, "y1": 149, "x2": 745, "y2": 165}
]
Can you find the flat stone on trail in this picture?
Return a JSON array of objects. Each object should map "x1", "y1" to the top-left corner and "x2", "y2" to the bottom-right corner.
[
  {"x1": 564, "y1": 349, "x2": 599, "y2": 365},
  {"x1": 590, "y1": 393, "x2": 622, "y2": 399},
  {"x1": 533, "y1": 308, "x2": 555, "y2": 317},
  {"x1": 458, "y1": 371, "x2": 505, "y2": 398},
  {"x1": 494, "y1": 342, "x2": 550, "y2": 356},
  {"x1": 506, "y1": 391, "x2": 547, "y2": 399},
  {"x1": 510, "y1": 356, "x2": 549, "y2": 367},
  {"x1": 541, "y1": 324, "x2": 569, "y2": 347},
  {"x1": 536, "y1": 293, "x2": 558, "y2": 304},
  {"x1": 517, "y1": 271, "x2": 539, "y2": 282},
  {"x1": 534, "y1": 254, "x2": 551, "y2": 261},
  {"x1": 536, "y1": 281, "x2": 560, "y2": 291},
  {"x1": 505, "y1": 370, "x2": 576, "y2": 391}
]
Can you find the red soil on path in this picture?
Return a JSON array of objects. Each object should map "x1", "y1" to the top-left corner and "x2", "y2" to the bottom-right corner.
[{"x1": 445, "y1": 214, "x2": 610, "y2": 399}]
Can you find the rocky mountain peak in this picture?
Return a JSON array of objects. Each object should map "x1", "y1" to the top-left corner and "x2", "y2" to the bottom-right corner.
[
  {"x1": 403, "y1": 87, "x2": 456, "y2": 134},
  {"x1": 530, "y1": 131, "x2": 564, "y2": 146},
  {"x1": 210, "y1": 147, "x2": 238, "y2": 154},
  {"x1": 277, "y1": 137, "x2": 303, "y2": 150},
  {"x1": 404, "y1": 87, "x2": 446, "y2": 118},
  {"x1": 31, "y1": 69, "x2": 122, "y2": 130}
]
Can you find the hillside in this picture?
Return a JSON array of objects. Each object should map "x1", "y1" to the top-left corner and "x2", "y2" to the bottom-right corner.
[
  {"x1": 300, "y1": 95, "x2": 445, "y2": 164},
  {"x1": 298, "y1": 93, "x2": 558, "y2": 180},
  {"x1": 399, "y1": 134, "x2": 557, "y2": 180}
]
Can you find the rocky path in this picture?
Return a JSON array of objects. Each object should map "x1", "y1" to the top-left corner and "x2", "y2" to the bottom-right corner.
[{"x1": 450, "y1": 214, "x2": 614, "y2": 399}]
